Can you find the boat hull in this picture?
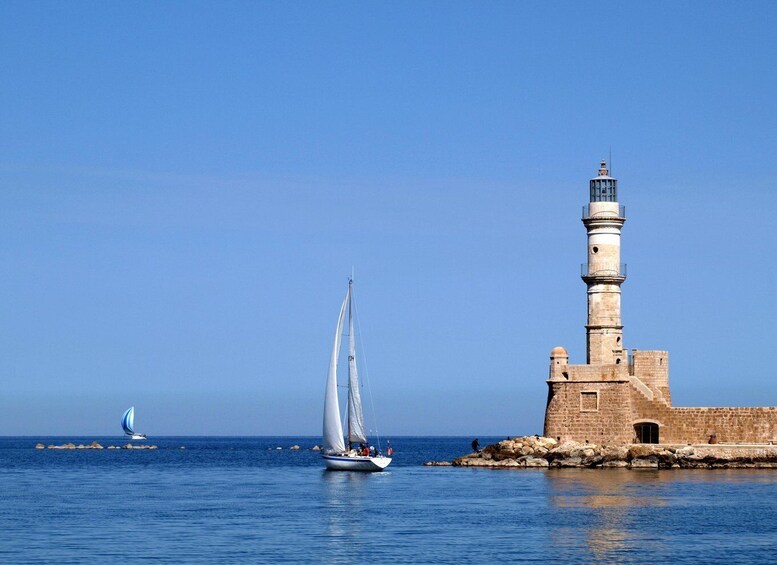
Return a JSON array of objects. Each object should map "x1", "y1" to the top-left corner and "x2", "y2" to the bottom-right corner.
[
  {"x1": 322, "y1": 454, "x2": 392, "y2": 472},
  {"x1": 127, "y1": 434, "x2": 147, "y2": 440}
]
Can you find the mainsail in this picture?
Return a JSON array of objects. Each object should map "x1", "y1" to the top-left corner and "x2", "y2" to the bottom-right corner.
[
  {"x1": 322, "y1": 293, "x2": 348, "y2": 454},
  {"x1": 121, "y1": 407, "x2": 135, "y2": 435},
  {"x1": 347, "y1": 284, "x2": 367, "y2": 444}
]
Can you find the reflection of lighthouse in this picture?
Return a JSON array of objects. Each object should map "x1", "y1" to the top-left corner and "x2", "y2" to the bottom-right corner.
[{"x1": 581, "y1": 161, "x2": 626, "y2": 365}]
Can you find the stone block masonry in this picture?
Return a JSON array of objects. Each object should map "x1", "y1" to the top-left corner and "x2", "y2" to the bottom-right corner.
[{"x1": 663, "y1": 407, "x2": 777, "y2": 444}]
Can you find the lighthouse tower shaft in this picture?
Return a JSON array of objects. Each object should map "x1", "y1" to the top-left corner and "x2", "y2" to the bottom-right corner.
[{"x1": 582, "y1": 161, "x2": 626, "y2": 365}]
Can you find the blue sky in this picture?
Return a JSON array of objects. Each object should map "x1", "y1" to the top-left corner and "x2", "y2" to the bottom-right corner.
[{"x1": 1, "y1": 2, "x2": 776, "y2": 436}]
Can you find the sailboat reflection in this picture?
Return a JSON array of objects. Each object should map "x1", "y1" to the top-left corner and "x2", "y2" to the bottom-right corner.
[{"x1": 319, "y1": 471, "x2": 376, "y2": 557}]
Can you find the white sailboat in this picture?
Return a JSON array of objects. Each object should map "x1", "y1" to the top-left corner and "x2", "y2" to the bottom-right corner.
[
  {"x1": 121, "y1": 406, "x2": 147, "y2": 440},
  {"x1": 322, "y1": 279, "x2": 391, "y2": 472}
]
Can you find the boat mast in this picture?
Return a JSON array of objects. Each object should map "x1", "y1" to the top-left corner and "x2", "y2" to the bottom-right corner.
[{"x1": 346, "y1": 278, "x2": 353, "y2": 450}]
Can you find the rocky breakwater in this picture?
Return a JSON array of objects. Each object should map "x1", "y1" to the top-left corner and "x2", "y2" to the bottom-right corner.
[
  {"x1": 36, "y1": 441, "x2": 158, "y2": 450},
  {"x1": 452, "y1": 436, "x2": 777, "y2": 469},
  {"x1": 452, "y1": 436, "x2": 556, "y2": 468}
]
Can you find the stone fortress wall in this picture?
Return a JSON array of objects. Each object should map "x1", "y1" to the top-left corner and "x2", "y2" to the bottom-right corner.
[
  {"x1": 544, "y1": 162, "x2": 777, "y2": 446},
  {"x1": 546, "y1": 346, "x2": 777, "y2": 445}
]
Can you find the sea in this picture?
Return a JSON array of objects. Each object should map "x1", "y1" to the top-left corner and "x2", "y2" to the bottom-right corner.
[{"x1": 2, "y1": 436, "x2": 777, "y2": 563}]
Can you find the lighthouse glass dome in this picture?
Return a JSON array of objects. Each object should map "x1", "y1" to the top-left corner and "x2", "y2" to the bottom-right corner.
[{"x1": 590, "y1": 176, "x2": 617, "y2": 202}]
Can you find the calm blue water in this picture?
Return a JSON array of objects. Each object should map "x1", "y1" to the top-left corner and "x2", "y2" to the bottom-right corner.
[{"x1": 2, "y1": 436, "x2": 777, "y2": 563}]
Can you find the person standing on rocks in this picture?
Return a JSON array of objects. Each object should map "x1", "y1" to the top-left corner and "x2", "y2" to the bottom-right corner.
[{"x1": 472, "y1": 439, "x2": 480, "y2": 453}]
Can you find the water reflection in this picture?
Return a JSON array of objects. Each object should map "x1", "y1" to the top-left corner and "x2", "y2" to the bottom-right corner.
[
  {"x1": 320, "y1": 470, "x2": 390, "y2": 562},
  {"x1": 547, "y1": 469, "x2": 668, "y2": 562}
]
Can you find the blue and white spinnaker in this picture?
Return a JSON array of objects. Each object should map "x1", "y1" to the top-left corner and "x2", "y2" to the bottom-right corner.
[
  {"x1": 122, "y1": 407, "x2": 135, "y2": 435},
  {"x1": 121, "y1": 406, "x2": 147, "y2": 439}
]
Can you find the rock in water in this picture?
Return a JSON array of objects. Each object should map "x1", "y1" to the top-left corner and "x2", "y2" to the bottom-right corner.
[
  {"x1": 311, "y1": 445, "x2": 321, "y2": 451},
  {"x1": 35, "y1": 443, "x2": 45, "y2": 449},
  {"x1": 290, "y1": 445, "x2": 300, "y2": 450},
  {"x1": 522, "y1": 456, "x2": 549, "y2": 468},
  {"x1": 630, "y1": 458, "x2": 659, "y2": 469},
  {"x1": 47, "y1": 443, "x2": 77, "y2": 450}
]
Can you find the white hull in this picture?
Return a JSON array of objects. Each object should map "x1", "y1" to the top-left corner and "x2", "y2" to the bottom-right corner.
[
  {"x1": 322, "y1": 454, "x2": 392, "y2": 472},
  {"x1": 128, "y1": 434, "x2": 147, "y2": 440}
]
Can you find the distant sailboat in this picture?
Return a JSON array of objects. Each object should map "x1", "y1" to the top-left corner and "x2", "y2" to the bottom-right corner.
[
  {"x1": 121, "y1": 406, "x2": 147, "y2": 440},
  {"x1": 322, "y1": 278, "x2": 391, "y2": 472}
]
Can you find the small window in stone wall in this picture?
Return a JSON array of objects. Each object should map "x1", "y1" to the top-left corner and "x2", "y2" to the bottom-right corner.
[{"x1": 580, "y1": 391, "x2": 598, "y2": 412}]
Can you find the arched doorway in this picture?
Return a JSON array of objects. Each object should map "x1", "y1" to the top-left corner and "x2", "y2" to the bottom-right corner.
[{"x1": 634, "y1": 422, "x2": 659, "y2": 444}]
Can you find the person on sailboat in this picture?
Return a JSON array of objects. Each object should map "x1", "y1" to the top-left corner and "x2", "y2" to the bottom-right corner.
[{"x1": 387, "y1": 440, "x2": 393, "y2": 457}]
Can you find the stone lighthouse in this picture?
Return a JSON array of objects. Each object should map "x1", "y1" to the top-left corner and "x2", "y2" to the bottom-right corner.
[
  {"x1": 583, "y1": 160, "x2": 627, "y2": 365},
  {"x1": 544, "y1": 160, "x2": 636, "y2": 444},
  {"x1": 543, "y1": 161, "x2": 777, "y2": 446}
]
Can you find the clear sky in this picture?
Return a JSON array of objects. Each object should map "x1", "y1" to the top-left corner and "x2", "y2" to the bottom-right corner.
[{"x1": 1, "y1": 2, "x2": 776, "y2": 436}]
